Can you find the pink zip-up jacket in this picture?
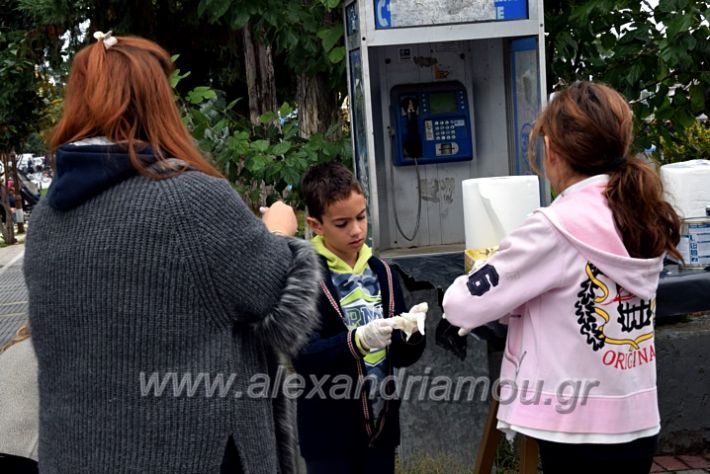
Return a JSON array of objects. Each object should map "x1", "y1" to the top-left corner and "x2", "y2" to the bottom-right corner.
[{"x1": 443, "y1": 175, "x2": 663, "y2": 436}]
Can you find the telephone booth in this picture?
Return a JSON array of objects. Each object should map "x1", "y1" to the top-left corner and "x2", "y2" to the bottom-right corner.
[{"x1": 344, "y1": 0, "x2": 547, "y2": 258}]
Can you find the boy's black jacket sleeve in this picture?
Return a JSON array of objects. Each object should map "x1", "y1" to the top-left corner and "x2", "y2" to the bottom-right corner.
[
  {"x1": 389, "y1": 267, "x2": 426, "y2": 368},
  {"x1": 294, "y1": 327, "x2": 364, "y2": 376},
  {"x1": 293, "y1": 257, "x2": 366, "y2": 376}
]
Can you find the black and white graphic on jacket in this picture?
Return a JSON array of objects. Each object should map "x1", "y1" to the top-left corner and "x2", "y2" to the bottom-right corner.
[
  {"x1": 575, "y1": 262, "x2": 654, "y2": 353},
  {"x1": 466, "y1": 264, "x2": 499, "y2": 296}
]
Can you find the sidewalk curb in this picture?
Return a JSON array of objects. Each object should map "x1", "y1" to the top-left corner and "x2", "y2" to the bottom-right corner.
[{"x1": 0, "y1": 248, "x2": 24, "y2": 275}]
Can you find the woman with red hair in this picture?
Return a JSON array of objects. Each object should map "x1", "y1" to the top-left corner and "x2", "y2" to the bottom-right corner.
[{"x1": 24, "y1": 32, "x2": 320, "y2": 474}]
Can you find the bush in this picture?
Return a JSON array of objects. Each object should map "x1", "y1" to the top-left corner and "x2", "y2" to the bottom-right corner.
[
  {"x1": 180, "y1": 85, "x2": 352, "y2": 213},
  {"x1": 656, "y1": 121, "x2": 710, "y2": 165}
]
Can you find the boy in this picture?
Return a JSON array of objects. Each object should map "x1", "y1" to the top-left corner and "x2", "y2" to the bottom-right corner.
[{"x1": 294, "y1": 162, "x2": 426, "y2": 474}]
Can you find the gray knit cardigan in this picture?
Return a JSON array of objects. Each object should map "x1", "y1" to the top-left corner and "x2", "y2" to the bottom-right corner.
[{"x1": 23, "y1": 171, "x2": 321, "y2": 474}]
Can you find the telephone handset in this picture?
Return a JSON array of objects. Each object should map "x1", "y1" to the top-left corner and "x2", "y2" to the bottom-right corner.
[
  {"x1": 390, "y1": 81, "x2": 473, "y2": 166},
  {"x1": 401, "y1": 96, "x2": 423, "y2": 159}
]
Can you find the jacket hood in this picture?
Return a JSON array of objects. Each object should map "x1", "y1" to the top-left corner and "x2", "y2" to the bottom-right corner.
[
  {"x1": 537, "y1": 175, "x2": 663, "y2": 300},
  {"x1": 311, "y1": 235, "x2": 373, "y2": 274},
  {"x1": 46, "y1": 141, "x2": 157, "y2": 211}
]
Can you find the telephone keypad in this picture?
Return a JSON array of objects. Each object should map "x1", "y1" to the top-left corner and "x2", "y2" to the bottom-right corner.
[
  {"x1": 432, "y1": 119, "x2": 461, "y2": 141},
  {"x1": 392, "y1": 83, "x2": 472, "y2": 165}
]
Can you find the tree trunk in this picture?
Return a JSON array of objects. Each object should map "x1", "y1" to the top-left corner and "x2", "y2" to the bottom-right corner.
[
  {"x1": 243, "y1": 23, "x2": 278, "y2": 126},
  {"x1": 10, "y1": 151, "x2": 24, "y2": 234},
  {"x1": 242, "y1": 23, "x2": 280, "y2": 209},
  {"x1": 0, "y1": 152, "x2": 16, "y2": 245},
  {"x1": 296, "y1": 1, "x2": 341, "y2": 139},
  {"x1": 297, "y1": 73, "x2": 341, "y2": 138}
]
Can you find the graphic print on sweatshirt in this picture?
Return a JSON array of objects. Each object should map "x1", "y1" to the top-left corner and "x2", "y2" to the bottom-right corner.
[
  {"x1": 330, "y1": 268, "x2": 387, "y2": 416},
  {"x1": 575, "y1": 262, "x2": 656, "y2": 370}
]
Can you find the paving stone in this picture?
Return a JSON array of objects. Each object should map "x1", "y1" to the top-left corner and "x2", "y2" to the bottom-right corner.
[
  {"x1": 0, "y1": 259, "x2": 28, "y2": 347},
  {"x1": 655, "y1": 456, "x2": 691, "y2": 471},
  {"x1": 678, "y1": 456, "x2": 710, "y2": 469},
  {"x1": 651, "y1": 462, "x2": 668, "y2": 473}
]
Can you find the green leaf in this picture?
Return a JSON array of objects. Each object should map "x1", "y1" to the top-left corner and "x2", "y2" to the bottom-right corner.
[
  {"x1": 670, "y1": 108, "x2": 696, "y2": 129},
  {"x1": 259, "y1": 111, "x2": 277, "y2": 124},
  {"x1": 657, "y1": 0, "x2": 676, "y2": 13},
  {"x1": 251, "y1": 140, "x2": 270, "y2": 153},
  {"x1": 248, "y1": 154, "x2": 269, "y2": 172},
  {"x1": 190, "y1": 109, "x2": 211, "y2": 128},
  {"x1": 169, "y1": 69, "x2": 191, "y2": 89},
  {"x1": 600, "y1": 33, "x2": 617, "y2": 51},
  {"x1": 282, "y1": 122, "x2": 298, "y2": 139},
  {"x1": 278, "y1": 102, "x2": 293, "y2": 118},
  {"x1": 187, "y1": 86, "x2": 217, "y2": 104},
  {"x1": 324, "y1": 0, "x2": 341, "y2": 9},
  {"x1": 554, "y1": 31, "x2": 578, "y2": 60},
  {"x1": 327, "y1": 46, "x2": 346, "y2": 64},
  {"x1": 569, "y1": 2, "x2": 595, "y2": 25},
  {"x1": 659, "y1": 42, "x2": 684, "y2": 65},
  {"x1": 626, "y1": 63, "x2": 643, "y2": 86},
  {"x1": 230, "y1": 12, "x2": 251, "y2": 29},
  {"x1": 225, "y1": 98, "x2": 242, "y2": 111},
  {"x1": 673, "y1": 88, "x2": 689, "y2": 107},
  {"x1": 271, "y1": 142, "x2": 291, "y2": 155},
  {"x1": 203, "y1": 0, "x2": 232, "y2": 22},
  {"x1": 265, "y1": 160, "x2": 284, "y2": 181},
  {"x1": 282, "y1": 168, "x2": 301, "y2": 186},
  {"x1": 291, "y1": 155, "x2": 308, "y2": 168},
  {"x1": 689, "y1": 85, "x2": 705, "y2": 111},
  {"x1": 197, "y1": 0, "x2": 211, "y2": 17},
  {"x1": 666, "y1": 14, "x2": 694, "y2": 40},
  {"x1": 681, "y1": 33, "x2": 697, "y2": 51},
  {"x1": 317, "y1": 25, "x2": 344, "y2": 52}
]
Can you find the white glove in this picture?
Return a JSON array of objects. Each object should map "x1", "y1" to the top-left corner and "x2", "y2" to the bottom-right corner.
[
  {"x1": 356, "y1": 319, "x2": 394, "y2": 351},
  {"x1": 390, "y1": 302, "x2": 428, "y2": 341}
]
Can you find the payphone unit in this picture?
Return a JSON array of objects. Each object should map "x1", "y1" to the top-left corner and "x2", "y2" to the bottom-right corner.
[
  {"x1": 344, "y1": 0, "x2": 546, "y2": 253},
  {"x1": 390, "y1": 81, "x2": 473, "y2": 166}
]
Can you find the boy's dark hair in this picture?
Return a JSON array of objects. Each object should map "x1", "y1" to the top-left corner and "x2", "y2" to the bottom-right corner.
[{"x1": 301, "y1": 161, "x2": 363, "y2": 220}]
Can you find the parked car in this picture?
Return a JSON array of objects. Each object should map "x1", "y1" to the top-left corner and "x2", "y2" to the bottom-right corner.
[{"x1": 17, "y1": 154, "x2": 45, "y2": 174}]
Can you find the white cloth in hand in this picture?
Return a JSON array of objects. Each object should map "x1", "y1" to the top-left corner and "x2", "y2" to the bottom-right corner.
[
  {"x1": 356, "y1": 318, "x2": 394, "y2": 351},
  {"x1": 389, "y1": 302, "x2": 428, "y2": 341}
]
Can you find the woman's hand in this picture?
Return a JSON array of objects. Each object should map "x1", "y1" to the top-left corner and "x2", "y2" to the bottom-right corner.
[{"x1": 260, "y1": 201, "x2": 298, "y2": 237}]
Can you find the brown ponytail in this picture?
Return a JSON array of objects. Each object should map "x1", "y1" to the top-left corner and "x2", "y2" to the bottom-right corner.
[
  {"x1": 606, "y1": 158, "x2": 682, "y2": 260},
  {"x1": 529, "y1": 81, "x2": 682, "y2": 260}
]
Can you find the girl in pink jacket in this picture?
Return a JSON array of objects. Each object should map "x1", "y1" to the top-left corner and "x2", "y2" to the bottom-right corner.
[{"x1": 443, "y1": 81, "x2": 681, "y2": 474}]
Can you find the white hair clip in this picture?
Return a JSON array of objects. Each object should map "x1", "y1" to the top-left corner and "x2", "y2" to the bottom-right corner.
[{"x1": 93, "y1": 30, "x2": 118, "y2": 50}]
